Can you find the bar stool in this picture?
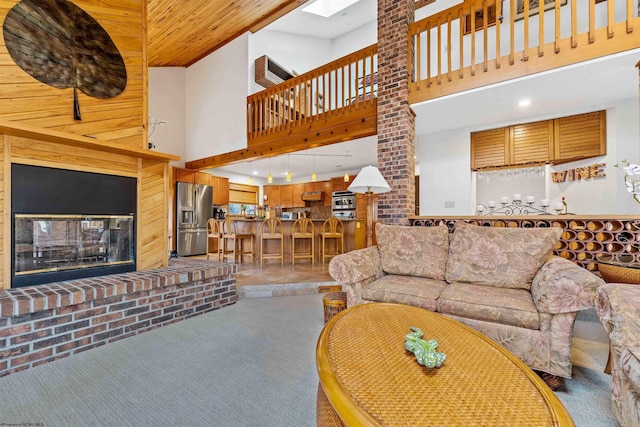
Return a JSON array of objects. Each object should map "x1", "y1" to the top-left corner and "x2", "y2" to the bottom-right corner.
[
  {"x1": 206, "y1": 218, "x2": 223, "y2": 261},
  {"x1": 221, "y1": 219, "x2": 254, "y2": 263},
  {"x1": 291, "y1": 218, "x2": 314, "y2": 265},
  {"x1": 320, "y1": 217, "x2": 344, "y2": 264},
  {"x1": 260, "y1": 218, "x2": 284, "y2": 266}
]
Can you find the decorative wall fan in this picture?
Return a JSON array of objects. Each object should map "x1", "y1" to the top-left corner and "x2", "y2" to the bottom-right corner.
[{"x1": 3, "y1": 0, "x2": 127, "y2": 121}]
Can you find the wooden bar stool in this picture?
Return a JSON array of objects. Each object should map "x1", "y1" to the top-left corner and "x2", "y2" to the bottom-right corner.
[
  {"x1": 320, "y1": 217, "x2": 344, "y2": 264},
  {"x1": 206, "y1": 218, "x2": 223, "y2": 261},
  {"x1": 260, "y1": 218, "x2": 284, "y2": 266},
  {"x1": 291, "y1": 218, "x2": 314, "y2": 265},
  {"x1": 221, "y1": 219, "x2": 254, "y2": 263}
]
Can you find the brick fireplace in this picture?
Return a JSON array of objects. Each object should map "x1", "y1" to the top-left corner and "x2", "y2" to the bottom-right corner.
[{"x1": 11, "y1": 164, "x2": 138, "y2": 288}]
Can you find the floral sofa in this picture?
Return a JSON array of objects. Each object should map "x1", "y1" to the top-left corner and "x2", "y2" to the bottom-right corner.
[
  {"x1": 596, "y1": 283, "x2": 640, "y2": 427},
  {"x1": 328, "y1": 222, "x2": 605, "y2": 388}
]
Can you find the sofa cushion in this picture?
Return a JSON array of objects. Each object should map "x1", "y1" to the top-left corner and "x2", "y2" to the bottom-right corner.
[
  {"x1": 375, "y1": 223, "x2": 449, "y2": 280},
  {"x1": 445, "y1": 222, "x2": 561, "y2": 290},
  {"x1": 620, "y1": 347, "x2": 640, "y2": 395},
  {"x1": 437, "y1": 282, "x2": 540, "y2": 330},
  {"x1": 361, "y1": 274, "x2": 447, "y2": 311}
]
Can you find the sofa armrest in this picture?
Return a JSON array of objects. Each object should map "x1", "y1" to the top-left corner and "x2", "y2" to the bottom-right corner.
[
  {"x1": 328, "y1": 246, "x2": 384, "y2": 284},
  {"x1": 531, "y1": 256, "x2": 605, "y2": 313}
]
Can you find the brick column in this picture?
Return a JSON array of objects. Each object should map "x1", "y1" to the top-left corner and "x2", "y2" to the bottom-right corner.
[{"x1": 376, "y1": 0, "x2": 416, "y2": 225}]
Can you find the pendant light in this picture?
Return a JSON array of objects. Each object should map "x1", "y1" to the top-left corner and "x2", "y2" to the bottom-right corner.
[
  {"x1": 286, "y1": 154, "x2": 292, "y2": 182},
  {"x1": 267, "y1": 157, "x2": 273, "y2": 183},
  {"x1": 248, "y1": 161, "x2": 253, "y2": 185},
  {"x1": 343, "y1": 152, "x2": 349, "y2": 182},
  {"x1": 311, "y1": 152, "x2": 317, "y2": 182}
]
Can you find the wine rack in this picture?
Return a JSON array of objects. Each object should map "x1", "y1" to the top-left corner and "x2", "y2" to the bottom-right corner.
[{"x1": 409, "y1": 216, "x2": 640, "y2": 273}]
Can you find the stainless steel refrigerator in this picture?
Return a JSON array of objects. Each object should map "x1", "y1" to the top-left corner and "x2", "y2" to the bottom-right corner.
[{"x1": 176, "y1": 182, "x2": 213, "y2": 256}]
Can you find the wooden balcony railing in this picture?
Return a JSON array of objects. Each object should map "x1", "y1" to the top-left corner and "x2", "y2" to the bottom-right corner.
[
  {"x1": 408, "y1": 0, "x2": 640, "y2": 103},
  {"x1": 247, "y1": 44, "x2": 378, "y2": 143}
]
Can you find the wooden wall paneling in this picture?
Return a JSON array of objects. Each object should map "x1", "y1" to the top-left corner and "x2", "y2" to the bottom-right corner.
[
  {"x1": 10, "y1": 137, "x2": 139, "y2": 177},
  {"x1": 470, "y1": 128, "x2": 509, "y2": 170},
  {"x1": 553, "y1": 111, "x2": 606, "y2": 163},
  {"x1": 0, "y1": 0, "x2": 146, "y2": 148},
  {"x1": 137, "y1": 159, "x2": 169, "y2": 270},
  {"x1": 511, "y1": 120, "x2": 554, "y2": 164}
]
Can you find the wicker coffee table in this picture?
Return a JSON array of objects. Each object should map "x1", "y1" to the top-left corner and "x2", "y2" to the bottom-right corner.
[{"x1": 316, "y1": 303, "x2": 574, "y2": 426}]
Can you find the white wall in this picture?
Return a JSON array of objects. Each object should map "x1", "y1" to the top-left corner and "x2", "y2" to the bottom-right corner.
[
  {"x1": 148, "y1": 67, "x2": 186, "y2": 167},
  {"x1": 417, "y1": 129, "x2": 473, "y2": 215},
  {"x1": 418, "y1": 97, "x2": 640, "y2": 216},
  {"x1": 330, "y1": 21, "x2": 377, "y2": 59},
  {"x1": 185, "y1": 34, "x2": 250, "y2": 162}
]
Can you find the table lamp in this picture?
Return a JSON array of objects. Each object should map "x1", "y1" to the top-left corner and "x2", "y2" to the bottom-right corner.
[{"x1": 348, "y1": 165, "x2": 391, "y2": 247}]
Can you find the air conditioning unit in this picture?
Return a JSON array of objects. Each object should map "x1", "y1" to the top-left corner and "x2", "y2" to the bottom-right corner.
[{"x1": 255, "y1": 55, "x2": 294, "y2": 88}]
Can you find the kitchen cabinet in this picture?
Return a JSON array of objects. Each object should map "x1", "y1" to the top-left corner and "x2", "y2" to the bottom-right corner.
[
  {"x1": 194, "y1": 172, "x2": 210, "y2": 185},
  {"x1": 304, "y1": 182, "x2": 315, "y2": 193},
  {"x1": 266, "y1": 185, "x2": 281, "y2": 207},
  {"x1": 511, "y1": 120, "x2": 553, "y2": 165},
  {"x1": 211, "y1": 176, "x2": 229, "y2": 205},
  {"x1": 331, "y1": 175, "x2": 355, "y2": 192},
  {"x1": 292, "y1": 183, "x2": 305, "y2": 207},
  {"x1": 317, "y1": 181, "x2": 333, "y2": 206},
  {"x1": 553, "y1": 111, "x2": 606, "y2": 164},
  {"x1": 471, "y1": 110, "x2": 606, "y2": 170},
  {"x1": 175, "y1": 168, "x2": 195, "y2": 183},
  {"x1": 280, "y1": 185, "x2": 293, "y2": 207},
  {"x1": 471, "y1": 128, "x2": 509, "y2": 170}
]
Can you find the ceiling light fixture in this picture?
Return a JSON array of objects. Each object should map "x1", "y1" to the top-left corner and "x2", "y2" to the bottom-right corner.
[
  {"x1": 268, "y1": 157, "x2": 273, "y2": 183},
  {"x1": 286, "y1": 154, "x2": 292, "y2": 182},
  {"x1": 302, "y1": 0, "x2": 359, "y2": 18},
  {"x1": 518, "y1": 99, "x2": 531, "y2": 107},
  {"x1": 248, "y1": 161, "x2": 253, "y2": 185}
]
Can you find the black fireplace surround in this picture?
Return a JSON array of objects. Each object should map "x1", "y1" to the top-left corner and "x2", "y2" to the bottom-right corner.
[{"x1": 11, "y1": 164, "x2": 137, "y2": 288}]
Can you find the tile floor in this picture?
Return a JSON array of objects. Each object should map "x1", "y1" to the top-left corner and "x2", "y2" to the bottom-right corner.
[{"x1": 191, "y1": 255, "x2": 338, "y2": 298}]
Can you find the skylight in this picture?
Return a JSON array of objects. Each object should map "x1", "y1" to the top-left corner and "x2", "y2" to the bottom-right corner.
[{"x1": 302, "y1": 0, "x2": 359, "y2": 18}]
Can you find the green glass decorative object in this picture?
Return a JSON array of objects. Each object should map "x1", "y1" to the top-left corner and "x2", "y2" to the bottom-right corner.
[{"x1": 405, "y1": 326, "x2": 446, "y2": 369}]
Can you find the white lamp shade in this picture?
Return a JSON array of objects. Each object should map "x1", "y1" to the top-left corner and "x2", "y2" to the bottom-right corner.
[{"x1": 348, "y1": 166, "x2": 391, "y2": 194}]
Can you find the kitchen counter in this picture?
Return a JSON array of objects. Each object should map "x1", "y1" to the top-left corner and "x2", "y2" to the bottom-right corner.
[{"x1": 219, "y1": 217, "x2": 365, "y2": 263}]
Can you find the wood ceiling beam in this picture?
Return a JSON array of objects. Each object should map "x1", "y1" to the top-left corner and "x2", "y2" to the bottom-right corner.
[
  {"x1": 415, "y1": 0, "x2": 436, "y2": 9},
  {"x1": 185, "y1": 103, "x2": 377, "y2": 170}
]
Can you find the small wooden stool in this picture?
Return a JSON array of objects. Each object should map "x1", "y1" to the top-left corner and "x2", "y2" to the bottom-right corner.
[{"x1": 322, "y1": 291, "x2": 346, "y2": 323}]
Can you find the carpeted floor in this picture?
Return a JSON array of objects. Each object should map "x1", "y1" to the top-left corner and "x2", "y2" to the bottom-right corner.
[{"x1": 0, "y1": 295, "x2": 618, "y2": 427}]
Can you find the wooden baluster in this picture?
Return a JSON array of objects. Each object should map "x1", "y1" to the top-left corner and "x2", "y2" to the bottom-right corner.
[
  {"x1": 369, "y1": 52, "x2": 375, "y2": 103},
  {"x1": 437, "y1": 18, "x2": 442, "y2": 84},
  {"x1": 523, "y1": 0, "x2": 529, "y2": 61},
  {"x1": 447, "y1": 14, "x2": 452, "y2": 81},
  {"x1": 427, "y1": 21, "x2": 432, "y2": 87},
  {"x1": 495, "y1": 0, "x2": 501, "y2": 69},
  {"x1": 555, "y1": 0, "x2": 561, "y2": 53},
  {"x1": 413, "y1": 28, "x2": 421, "y2": 89},
  {"x1": 539, "y1": 0, "x2": 545, "y2": 56},
  {"x1": 626, "y1": 0, "x2": 633, "y2": 33},
  {"x1": 483, "y1": 1, "x2": 488, "y2": 72},
  {"x1": 607, "y1": 0, "x2": 614, "y2": 37},
  {"x1": 510, "y1": 0, "x2": 516, "y2": 64},
  {"x1": 459, "y1": 9, "x2": 465, "y2": 76},
  {"x1": 588, "y1": 0, "x2": 595, "y2": 43},
  {"x1": 470, "y1": 10, "x2": 476, "y2": 76},
  {"x1": 571, "y1": 0, "x2": 578, "y2": 47}
]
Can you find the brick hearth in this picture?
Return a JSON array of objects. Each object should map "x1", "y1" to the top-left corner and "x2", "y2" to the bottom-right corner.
[{"x1": 0, "y1": 259, "x2": 237, "y2": 377}]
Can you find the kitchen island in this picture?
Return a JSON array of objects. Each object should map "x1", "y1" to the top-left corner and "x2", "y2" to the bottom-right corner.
[{"x1": 226, "y1": 217, "x2": 365, "y2": 264}]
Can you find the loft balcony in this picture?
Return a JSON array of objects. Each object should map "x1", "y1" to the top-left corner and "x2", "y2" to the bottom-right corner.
[{"x1": 186, "y1": 0, "x2": 640, "y2": 170}]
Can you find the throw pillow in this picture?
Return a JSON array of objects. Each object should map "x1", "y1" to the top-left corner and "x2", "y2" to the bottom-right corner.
[
  {"x1": 445, "y1": 222, "x2": 562, "y2": 289},
  {"x1": 376, "y1": 223, "x2": 449, "y2": 280}
]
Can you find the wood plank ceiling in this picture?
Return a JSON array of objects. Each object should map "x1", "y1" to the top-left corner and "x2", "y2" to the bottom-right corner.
[{"x1": 147, "y1": 0, "x2": 308, "y2": 67}]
